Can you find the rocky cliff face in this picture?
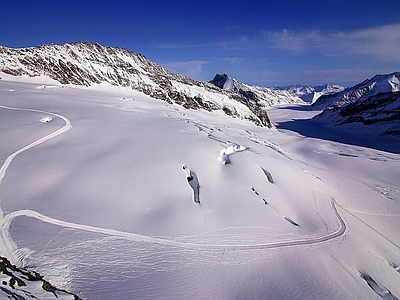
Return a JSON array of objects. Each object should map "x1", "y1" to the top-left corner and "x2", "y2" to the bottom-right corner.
[{"x1": 0, "y1": 42, "x2": 273, "y2": 128}]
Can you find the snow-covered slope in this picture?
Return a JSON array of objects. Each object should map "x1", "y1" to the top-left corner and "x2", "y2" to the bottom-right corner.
[
  {"x1": 0, "y1": 42, "x2": 272, "y2": 127},
  {"x1": 312, "y1": 72, "x2": 400, "y2": 110},
  {"x1": 210, "y1": 73, "x2": 305, "y2": 106},
  {"x1": 277, "y1": 84, "x2": 345, "y2": 103},
  {"x1": 0, "y1": 76, "x2": 399, "y2": 299}
]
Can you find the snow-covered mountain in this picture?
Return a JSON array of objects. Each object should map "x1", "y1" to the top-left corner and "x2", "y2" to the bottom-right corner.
[
  {"x1": 209, "y1": 73, "x2": 305, "y2": 106},
  {"x1": 0, "y1": 42, "x2": 273, "y2": 127},
  {"x1": 312, "y1": 72, "x2": 400, "y2": 110},
  {"x1": 316, "y1": 91, "x2": 400, "y2": 136},
  {"x1": 276, "y1": 84, "x2": 345, "y2": 103},
  {"x1": 310, "y1": 72, "x2": 400, "y2": 136}
]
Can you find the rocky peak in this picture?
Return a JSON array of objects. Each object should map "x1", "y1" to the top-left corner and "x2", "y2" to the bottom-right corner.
[
  {"x1": 210, "y1": 73, "x2": 238, "y2": 91},
  {"x1": 210, "y1": 73, "x2": 230, "y2": 89}
]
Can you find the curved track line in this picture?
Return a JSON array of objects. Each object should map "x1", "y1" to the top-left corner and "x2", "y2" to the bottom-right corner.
[
  {"x1": 3, "y1": 198, "x2": 346, "y2": 251},
  {"x1": 0, "y1": 105, "x2": 72, "y2": 184},
  {"x1": 0, "y1": 105, "x2": 72, "y2": 263}
]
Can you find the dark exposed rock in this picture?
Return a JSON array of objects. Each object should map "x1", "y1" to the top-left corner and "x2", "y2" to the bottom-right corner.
[
  {"x1": 0, "y1": 256, "x2": 81, "y2": 299},
  {"x1": 223, "y1": 106, "x2": 234, "y2": 116},
  {"x1": 338, "y1": 91, "x2": 400, "y2": 125}
]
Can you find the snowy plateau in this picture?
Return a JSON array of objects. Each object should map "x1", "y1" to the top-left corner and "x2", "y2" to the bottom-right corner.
[{"x1": 0, "y1": 42, "x2": 399, "y2": 299}]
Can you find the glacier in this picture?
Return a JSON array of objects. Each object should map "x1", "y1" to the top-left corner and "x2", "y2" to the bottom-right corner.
[{"x1": 0, "y1": 73, "x2": 399, "y2": 299}]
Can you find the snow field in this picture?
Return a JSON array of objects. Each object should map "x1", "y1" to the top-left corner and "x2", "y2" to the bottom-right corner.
[{"x1": 0, "y1": 77, "x2": 399, "y2": 299}]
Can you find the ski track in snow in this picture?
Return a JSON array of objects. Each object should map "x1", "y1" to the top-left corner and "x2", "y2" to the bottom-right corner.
[
  {"x1": 246, "y1": 130, "x2": 292, "y2": 159},
  {"x1": 312, "y1": 149, "x2": 400, "y2": 162},
  {"x1": 0, "y1": 104, "x2": 350, "y2": 267},
  {"x1": 4, "y1": 197, "x2": 345, "y2": 251},
  {"x1": 0, "y1": 104, "x2": 72, "y2": 263}
]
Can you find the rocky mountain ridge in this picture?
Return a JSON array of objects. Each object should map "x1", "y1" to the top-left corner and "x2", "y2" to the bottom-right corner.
[
  {"x1": 0, "y1": 42, "x2": 274, "y2": 127},
  {"x1": 316, "y1": 91, "x2": 400, "y2": 136},
  {"x1": 312, "y1": 72, "x2": 400, "y2": 110},
  {"x1": 313, "y1": 73, "x2": 400, "y2": 136}
]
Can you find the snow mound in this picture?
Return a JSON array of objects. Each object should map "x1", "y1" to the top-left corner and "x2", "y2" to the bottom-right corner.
[
  {"x1": 40, "y1": 116, "x2": 53, "y2": 123},
  {"x1": 219, "y1": 143, "x2": 247, "y2": 164},
  {"x1": 36, "y1": 85, "x2": 62, "y2": 90}
]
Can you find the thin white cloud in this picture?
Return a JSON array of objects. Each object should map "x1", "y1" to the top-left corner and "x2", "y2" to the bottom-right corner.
[
  {"x1": 263, "y1": 23, "x2": 400, "y2": 63},
  {"x1": 261, "y1": 68, "x2": 393, "y2": 86},
  {"x1": 223, "y1": 57, "x2": 244, "y2": 66},
  {"x1": 157, "y1": 43, "x2": 198, "y2": 49},
  {"x1": 157, "y1": 24, "x2": 400, "y2": 64},
  {"x1": 331, "y1": 24, "x2": 400, "y2": 62},
  {"x1": 263, "y1": 29, "x2": 320, "y2": 51},
  {"x1": 161, "y1": 60, "x2": 209, "y2": 77}
]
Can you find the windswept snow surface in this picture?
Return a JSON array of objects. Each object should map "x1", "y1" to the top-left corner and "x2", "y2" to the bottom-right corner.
[{"x1": 0, "y1": 76, "x2": 399, "y2": 299}]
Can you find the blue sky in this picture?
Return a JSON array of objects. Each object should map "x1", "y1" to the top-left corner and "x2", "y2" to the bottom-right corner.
[{"x1": 1, "y1": 0, "x2": 399, "y2": 86}]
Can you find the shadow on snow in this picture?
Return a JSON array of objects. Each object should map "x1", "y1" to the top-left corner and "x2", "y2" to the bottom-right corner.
[{"x1": 275, "y1": 107, "x2": 399, "y2": 154}]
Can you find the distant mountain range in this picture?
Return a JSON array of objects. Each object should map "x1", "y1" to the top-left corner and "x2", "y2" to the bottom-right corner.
[
  {"x1": 209, "y1": 73, "x2": 304, "y2": 106},
  {"x1": 1, "y1": 42, "x2": 399, "y2": 135},
  {"x1": 275, "y1": 84, "x2": 345, "y2": 103},
  {"x1": 209, "y1": 73, "x2": 345, "y2": 104}
]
